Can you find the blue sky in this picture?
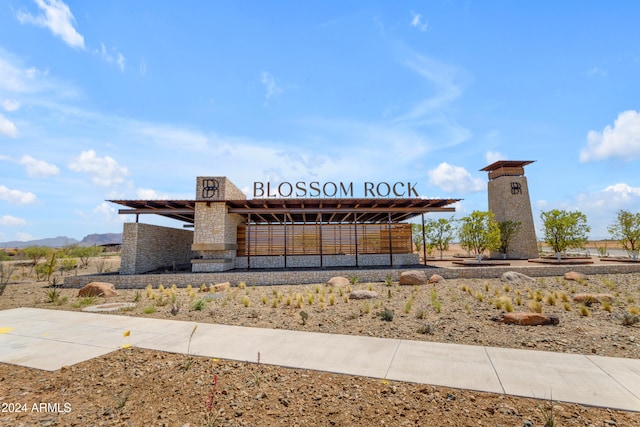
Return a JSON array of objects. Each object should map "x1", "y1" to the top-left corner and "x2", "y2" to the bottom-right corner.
[{"x1": 1, "y1": 1, "x2": 640, "y2": 242}]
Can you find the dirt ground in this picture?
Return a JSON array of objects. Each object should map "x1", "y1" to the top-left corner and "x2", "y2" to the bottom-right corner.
[{"x1": 1, "y1": 252, "x2": 639, "y2": 426}]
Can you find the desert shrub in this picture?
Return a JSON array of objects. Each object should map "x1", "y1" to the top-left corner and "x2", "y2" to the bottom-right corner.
[{"x1": 375, "y1": 307, "x2": 394, "y2": 321}]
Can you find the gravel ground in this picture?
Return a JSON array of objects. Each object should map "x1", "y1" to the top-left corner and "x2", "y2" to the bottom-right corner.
[{"x1": 1, "y1": 257, "x2": 639, "y2": 426}]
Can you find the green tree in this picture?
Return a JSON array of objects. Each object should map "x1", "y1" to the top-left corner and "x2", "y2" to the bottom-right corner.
[
  {"x1": 497, "y1": 220, "x2": 522, "y2": 258},
  {"x1": 21, "y1": 245, "x2": 53, "y2": 276},
  {"x1": 458, "y1": 211, "x2": 501, "y2": 258},
  {"x1": 608, "y1": 210, "x2": 640, "y2": 260},
  {"x1": 411, "y1": 223, "x2": 424, "y2": 253},
  {"x1": 425, "y1": 217, "x2": 456, "y2": 260},
  {"x1": 541, "y1": 209, "x2": 590, "y2": 256},
  {"x1": 70, "y1": 245, "x2": 104, "y2": 268}
]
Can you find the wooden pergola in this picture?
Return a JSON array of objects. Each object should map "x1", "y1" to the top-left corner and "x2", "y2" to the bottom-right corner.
[{"x1": 110, "y1": 197, "x2": 460, "y2": 268}]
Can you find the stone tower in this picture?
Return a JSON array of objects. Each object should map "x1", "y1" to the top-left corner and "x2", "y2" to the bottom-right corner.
[{"x1": 480, "y1": 160, "x2": 538, "y2": 259}]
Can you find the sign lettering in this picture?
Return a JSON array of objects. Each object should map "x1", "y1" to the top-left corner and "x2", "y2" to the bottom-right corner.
[{"x1": 254, "y1": 181, "x2": 419, "y2": 198}]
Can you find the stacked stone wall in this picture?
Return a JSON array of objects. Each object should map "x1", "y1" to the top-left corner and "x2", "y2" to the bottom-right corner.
[
  {"x1": 235, "y1": 254, "x2": 419, "y2": 269},
  {"x1": 120, "y1": 223, "x2": 194, "y2": 275},
  {"x1": 66, "y1": 262, "x2": 640, "y2": 288},
  {"x1": 488, "y1": 176, "x2": 539, "y2": 259}
]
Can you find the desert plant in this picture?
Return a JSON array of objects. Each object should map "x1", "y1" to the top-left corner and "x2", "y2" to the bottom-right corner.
[
  {"x1": 348, "y1": 275, "x2": 359, "y2": 285},
  {"x1": 541, "y1": 209, "x2": 590, "y2": 257},
  {"x1": 417, "y1": 323, "x2": 435, "y2": 335},
  {"x1": 458, "y1": 211, "x2": 501, "y2": 258},
  {"x1": 404, "y1": 299, "x2": 413, "y2": 314},
  {"x1": 497, "y1": 220, "x2": 522, "y2": 258},
  {"x1": 192, "y1": 299, "x2": 207, "y2": 311},
  {"x1": 622, "y1": 312, "x2": 639, "y2": 326},
  {"x1": 424, "y1": 216, "x2": 456, "y2": 259},
  {"x1": 0, "y1": 262, "x2": 15, "y2": 297},
  {"x1": 578, "y1": 304, "x2": 591, "y2": 316},
  {"x1": 384, "y1": 274, "x2": 394, "y2": 286},
  {"x1": 241, "y1": 295, "x2": 250, "y2": 307},
  {"x1": 143, "y1": 306, "x2": 156, "y2": 314},
  {"x1": 46, "y1": 288, "x2": 60, "y2": 303},
  {"x1": 608, "y1": 209, "x2": 640, "y2": 260},
  {"x1": 538, "y1": 399, "x2": 557, "y2": 427},
  {"x1": 238, "y1": 281, "x2": 247, "y2": 289},
  {"x1": 528, "y1": 301, "x2": 543, "y2": 313},
  {"x1": 300, "y1": 310, "x2": 308, "y2": 325},
  {"x1": 203, "y1": 373, "x2": 221, "y2": 427},
  {"x1": 112, "y1": 386, "x2": 131, "y2": 409},
  {"x1": 73, "y1": 296, "x2": 98, "y2": 308},
  {"x1": 415, "y1": 306, "x2": 427, "y2": 319},
  {"x1": 376, "y1": 307, "x2": 394, "y2": 321},
  {"x1": 329, "y1": 294, "x2": 335, "y2": 305}
]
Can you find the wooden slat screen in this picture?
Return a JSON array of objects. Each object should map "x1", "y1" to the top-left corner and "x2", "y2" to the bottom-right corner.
[{"x1": 237, "y1": 223, "x2": 412, "y2": 256}]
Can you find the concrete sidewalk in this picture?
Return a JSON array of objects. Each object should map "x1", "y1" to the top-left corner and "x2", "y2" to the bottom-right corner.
[{"x1": 1, "y1": 307, "x2": 639, "y2": 412}]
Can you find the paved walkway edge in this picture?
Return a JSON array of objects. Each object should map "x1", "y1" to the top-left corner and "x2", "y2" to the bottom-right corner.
[{"x1": 1, "y1": 307, "x2": 639, "y2": 412}]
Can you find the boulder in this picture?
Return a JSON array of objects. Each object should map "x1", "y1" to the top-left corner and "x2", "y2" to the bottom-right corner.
[
  {"x1": 573, "y1": 293, "x2": 614, "y2": 304},
  {"x1": 349, "y1": 290, "x2": 378, "y2": 300},
  {"x1": 564, "y1": 271, "x2": 587, "y2": 281},
  {"x1": 500, "y1": 312, "x2": 559, "y2": 326},
  {"x1": 78, "y1": 282, "x2": 119, "y2": 297},
  {"x1": 399, "y1": 270, "x2": 428, "y2": 286},
  {"x1": 428, "y1": 274, "x2": 445, "y2": 284},
  {"x1": 213, "y1": 282, "x2": 231, "y2": 292},
  {"x1": 326, "y1": 276, "x2": 350, "y2": 287},
  {"x1": 501, "y1": 271, "x2": 534, "y2": 284}
]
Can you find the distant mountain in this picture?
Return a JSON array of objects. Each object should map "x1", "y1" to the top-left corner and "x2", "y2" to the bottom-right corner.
[
  {"x1": 79, "y1": 233, "x2": 122, "y2": 246},
  {"x1": 0, "y1": 233, "x2": 122, "y2": 249}
]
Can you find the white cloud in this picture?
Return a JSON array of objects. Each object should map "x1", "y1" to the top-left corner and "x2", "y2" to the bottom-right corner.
[
  {"x1": 0, "y1": 113, "x2": 18, "y2": 137},
  {"x1": 96, "y1": 43, "x2": 126, "y2": 72},
  {"x1": 602, "y1": 183, "x2": 640, "y2": 203},
  {"x1": 15, "y1": 231, "x2": 35, "y2": 242},
  {"x1": 580, "y1": 110, "x2": 640, "y2": 162},
  {"x1": 136, "y1": 188, "x2": 173, "y2": 199},
  {"x1": 134, "y1": 123, "x2": 209, "y2": 151},
  {"x1": 68, "y1": 150, "x2": 129, "y2": 186},
  {"x1": 410, "y1": 12, "x2": 428, "y2": 32},
  {"x1": 0, "y1": 185, "x2": 37, "y2": 205},
  {"x1": 2, "y1": 99, "x2": 20, "y2": 111},
  {"x1": 92, "y1": 202, "x2": 124, "y2": 224},
  {"x1": 19, "y1": 155, "x2": 60, "y2": 177},
  {"x1": 427, "y1": 162, "x2": 485, "y2": 194},
  {"x1": 16, "y1": 0, "x2": 85, "y2": 49},
  {"x1": 0, "y1": 215, "x2": 27, "y2": 226},
  {"x1": 485, "y1": 151, "x2": 504, "y2": 165},
  {"x1": 261, "y1": 72, "x2": 283, "y2": 105}
]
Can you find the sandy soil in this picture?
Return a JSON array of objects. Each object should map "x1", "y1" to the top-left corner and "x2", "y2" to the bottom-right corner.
[{"x1": 1, "y1": 255, "x2": 639, "y2": 426}]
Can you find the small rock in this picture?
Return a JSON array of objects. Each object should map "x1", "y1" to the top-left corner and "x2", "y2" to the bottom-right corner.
[
  {"x1": 499, "y1": 312, "x2": 559, "y2": 326},
  {"x1": 573, "y1": 293, "x2": 614, "y2": 303},
  {"x1": 564, "y1": 271, "x2": 587, "y2": 281},
  {"x1": 213, "y1": 282, "x2": 230, "y2": 292},
  {"x1": 428, "y1": 274, "x2": 445, "y2": 284},
  {"x1": 78, "y1": 282, "x2": 118, "y2": 297},
  {"x1": 501, "y1": 271, "x2": 534, "y2": 284},
  {"x1": 349, "y1": 290, "x2": 378, "y2": 300},
  {"x1": 399, "y1": 270, "x2": 427, "y2": 286},
  {"x1": 326, "y1": 277, "x2": 349, "y2": 287}
]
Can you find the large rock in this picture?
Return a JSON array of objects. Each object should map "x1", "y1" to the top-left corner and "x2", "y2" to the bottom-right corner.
[
  {"x1": 349, "y1": 290, "x2": 378, "y2": 300},
  {"x1": 501, "y1": 271, "x2": 534, "y2": 284},
  {"x1": 573, "y1": 293, "x2": 614, "y2": 304},
  {"x1": 500, "y1": 312, "x2": 559, "y2": 326},
  {"x1": 213, "y1": 282, "x2": 230, "y2": 292},
  {"x1": 326, "y1": 277, "x2": 350, "y2": 287},
  {"x1": 399, "y1": 270, "x2": 428, "y2": 286},
  {"x1": 564, "y1": 271, "x2": 587, "y2": 281},
  {"x1": 428, "y1": 274, "x2": 445, "y2": 284},
  {"x1": 78, "y1": 282, "x2": 119, "y2": 297}
]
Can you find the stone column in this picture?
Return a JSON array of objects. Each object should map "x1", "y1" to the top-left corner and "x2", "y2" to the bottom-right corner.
[
  {"x1": 482, "y1": 161, "x2": 539, "y2": 259},
  {"x1": 191, "y1": 177, "x2": 246, "y2": 272}
]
